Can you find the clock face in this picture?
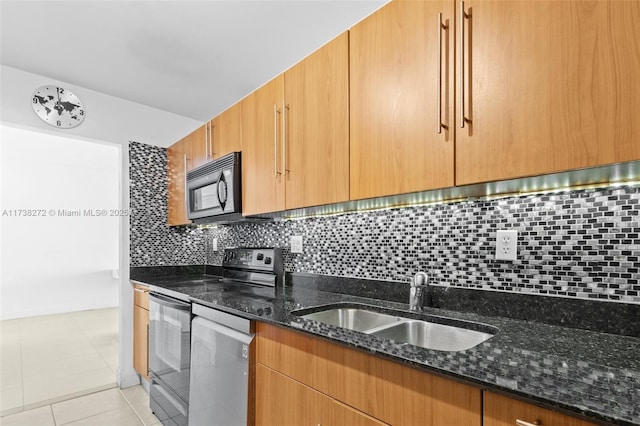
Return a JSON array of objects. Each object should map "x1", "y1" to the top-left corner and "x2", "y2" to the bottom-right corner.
[{"x1": 32, "y1": 86, "x2": 85, "y2": 129}]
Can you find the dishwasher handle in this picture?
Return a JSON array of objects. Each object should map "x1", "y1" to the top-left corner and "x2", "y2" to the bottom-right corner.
[
  {"x1": 192, "y1": 303, "x2": 252, "y2": 334},
  {"x1": 149, "y1": 292, "x2": 191, "y2": 311}
]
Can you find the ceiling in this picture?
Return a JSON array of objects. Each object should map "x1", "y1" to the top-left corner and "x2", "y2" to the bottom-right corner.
[{"x1": 0, "y1": 0, "x2": 388, "y2": 122}]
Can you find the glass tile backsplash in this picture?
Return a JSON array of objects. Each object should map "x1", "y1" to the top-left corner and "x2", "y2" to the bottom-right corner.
[{"x1": 130, "y1": 141, "x2": 640, "y2": 304}]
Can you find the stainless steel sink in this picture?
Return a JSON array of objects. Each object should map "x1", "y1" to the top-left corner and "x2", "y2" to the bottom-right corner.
[
  {"x1": 295, "y1": 306, "x2": 496, "y2": 352},
  {"x1": 299, "y1": 308, "x2": 401, "y2": 332},
  {"x1": 368, "y1": 320, "x2": 495, "y2": 352}
]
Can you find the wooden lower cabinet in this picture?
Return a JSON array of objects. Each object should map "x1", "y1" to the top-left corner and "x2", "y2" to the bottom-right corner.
[
  {"x1": 256, "y1": 323, "x2": 481, "y2": 426},
  {"x1": 484, "y1": 392, "x2": 597, "y2": 426},
  {"x1": 132, "y1": 284, "x2": 149, "y2": 380},
  {"x1": 256, "y1": 364, "x2": 386, "y2": 426}
]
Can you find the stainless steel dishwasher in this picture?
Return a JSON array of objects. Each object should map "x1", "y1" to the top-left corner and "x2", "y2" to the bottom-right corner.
[
  {"x1": 188, "y1": 304, "x2": 254, "y2": 426},
  {"x1": 188, "y1": 247, "x2": 282, "y2": 426}
]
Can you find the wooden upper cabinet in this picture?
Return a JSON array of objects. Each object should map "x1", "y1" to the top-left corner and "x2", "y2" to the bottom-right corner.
[
  {"x1": 186, "y1": 124, "x2": 209, "y2": 171},
  {"x1": 167, "y1": 137, "x2": 191, "y2": 226},
  {"x1": 350, "y1": 0, "x2": 455, "y2": 200},
  {"x1": 283, "y1": 31, "x2": 350, "y2": 210},
  {"x1": 211, "y1": 102, "x2": 242, "y2": 159},
  {"x1": 484, "y1": 392, "x2": 596, "y2": 426},
  {"x1": 456, "y1": 0, "x2": 640, "y2": 185},
  {"x1": 241, "y1": 76, "x2": 286, "y2": 216},
  {"x1": 242, "y1": 32, "x2": 349, "y2": 216}
]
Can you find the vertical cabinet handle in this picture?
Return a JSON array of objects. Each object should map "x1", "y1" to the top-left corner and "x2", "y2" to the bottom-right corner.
[
  {"x1": 437, "y1": 12, "x2": 448, "y2": 134},
  {"x1": 209, "y1": 121, "x2": 214, "y2": 158},
  {"x1": 459, "y1": 0, "x2": 469, "y2": 128},
  {"x1": 273, "y1": 103, "x2": 281, "y2": 178},
  {"x1": 516, "y1": 420, "x2": 541, "y2": 426},
  {"x1": 282, "y1": 101, "x2": 289, "y2": 175},
  {"x1": 183, "y1": 154, "x2": 189, "y2": 219},
  {"x1": 205, "y1": 122, "x2": 210, "y2": 159},
  {"x1": 146, "y1": 323, "x2": 150, "y2": 377}
]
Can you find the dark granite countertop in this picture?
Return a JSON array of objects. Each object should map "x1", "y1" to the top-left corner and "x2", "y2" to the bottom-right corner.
[{"x1": 131, "y1": 272, "x2": 640, "y2": 426}]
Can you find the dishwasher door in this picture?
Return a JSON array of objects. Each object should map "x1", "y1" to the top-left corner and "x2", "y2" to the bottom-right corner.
[{"x1": 188, "y1": 309, "x2": 254, "y2": 426}]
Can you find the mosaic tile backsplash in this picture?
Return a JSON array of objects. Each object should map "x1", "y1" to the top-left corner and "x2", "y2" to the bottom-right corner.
[
  {"x1": 204, "y1": 186, "x2": 640, "y2": 304},
  {"x1": 129, "y1": 141, "x2": 206, "y2": 266},
  {"x1": 129, "y1": 141, "x2": 639, "y2": 304}
]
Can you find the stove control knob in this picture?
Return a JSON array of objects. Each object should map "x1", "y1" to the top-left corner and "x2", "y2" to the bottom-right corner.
[
  {"x1": 264, "y1": 256, "x2": 272, "y2": 265},
  {"x1": 256, "y1": 253, "x2": 264, "y2": 261}
]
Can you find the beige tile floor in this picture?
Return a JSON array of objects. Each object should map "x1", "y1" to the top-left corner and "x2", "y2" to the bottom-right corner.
[
  {"x1": 0, "y1": 308, "x2": 120, "y2": 416},
  {"x1": 0, "y1": 386, "x2": 160, "y2": 426}
]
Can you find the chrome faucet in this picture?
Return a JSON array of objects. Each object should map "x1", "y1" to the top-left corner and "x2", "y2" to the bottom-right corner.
[{"x1": 409, "y1": 272, "x2": 429, "y2": 311}]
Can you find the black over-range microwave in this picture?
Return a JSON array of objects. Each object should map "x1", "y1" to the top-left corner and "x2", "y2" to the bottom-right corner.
[{"x1": 186, "y1": 151, "x2": 242, "y2": 224}]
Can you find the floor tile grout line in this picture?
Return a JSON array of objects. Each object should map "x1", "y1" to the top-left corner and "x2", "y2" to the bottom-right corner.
[
  {"x1": 118, "y1": 387, "x2": 147, "y2": 426},
  {"x1": 50, "y1": 387, "x2": 128, "y2": 426},
  {"x1": 70, "y1": 308, "x2": 119, "y2": 375},
  {"x1": 49, "y1": 403, "x2": 58, "y2": 426},
  {"x1": 2, "y1": 308, "x2": 119, "y2": 414}
]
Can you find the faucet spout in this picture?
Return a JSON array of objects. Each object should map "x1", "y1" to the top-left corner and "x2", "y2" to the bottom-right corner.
[{"x1": 409, "y1": 272, "x2": 429, "y2": 311}]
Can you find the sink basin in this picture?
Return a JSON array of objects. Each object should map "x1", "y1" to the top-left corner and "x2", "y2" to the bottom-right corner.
[
  {"x1": 368, "y1": 320, "x2": 495, "y2": 352},
  {"x1": 299, "y1": 308, "x2": 401, "y2": 332},
  {"x1": 294, "y1": 305, "x2": 496, "y2": 352}
]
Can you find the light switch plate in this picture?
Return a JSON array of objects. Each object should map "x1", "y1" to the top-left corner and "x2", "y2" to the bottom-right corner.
[
  {"x1": 495, "y1": 230, "x2": 518, "y2": 261},
  {"x1": 290, "y1": 236, "x2": 303, "y2": 254},
  {"x1": 212, "y1": 237, "x2": 218, "y2": 252}
]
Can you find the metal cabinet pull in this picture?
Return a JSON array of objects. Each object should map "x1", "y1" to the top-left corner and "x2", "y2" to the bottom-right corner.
[
  {"x1": 183, "y1": 153, "x2": 189, "y2": 218},
  {"x1": 209, "y1": 121, "x2": 214, "y2": 158},
  {"x1": 437, "y1": 12, "x2": 448, "y2": 134},
  {"x1": 205, "y1": 122, "x2": 209, "y2": 159},
  {"x1": 273, "y1": 103, "x2": 281, "y2": 178},
  {"x1": 282, "y1": 100, "x2": 289, "y2": 175},
  {"x1": 459, "y1": 0, "x2": 468, "y2": 128},
  {"x1": 146, "y1": 323, "x2": 150, "y2": 376},
  {"x1": 516, "y1": 420, "x2": 541, "y2": 426}
]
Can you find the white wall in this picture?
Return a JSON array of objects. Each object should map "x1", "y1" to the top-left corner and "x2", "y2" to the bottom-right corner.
[
  {"x1": 0, "y1": 125, "x2": 121, "y2": 319},
  {"x1": 0, "y1": 65, "x2": 201, "y2": 148},
  {"x1": 0, "y1": 65, "x2": 201, "y2": 386}
]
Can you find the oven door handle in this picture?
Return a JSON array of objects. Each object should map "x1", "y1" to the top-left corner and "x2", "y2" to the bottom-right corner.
[{"x1": 149, "y1": 293, "x2": 191, "y2": 311}]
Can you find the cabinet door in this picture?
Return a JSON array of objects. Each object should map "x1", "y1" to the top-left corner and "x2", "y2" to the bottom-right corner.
[
  {"x1": 186, "y1": 124, "x2": 208, "y2": 171},
  {"x1": 456, "y1": 0, "x2": 640, "y2": 185},
  {"x1": 133, "y1": 304, "x2": 149, "y2": 379},
  {"x1": 167, "y1": 138, "x2": 191, "y2": 226},
  {"x1": 484, "y1": 392, "x2": 596, "y2": 426},
  {"x1": 256, "y1": 364, "x2": 332, "y2": 426},
  {"x1": 241, "y1": 76, "x2": 286, "y2": 216},
  {"x1": 283, "y1": 31, "x2": 350, "y2": 209},
  {"x1": 257, "y1": 323, "x2": 481, "y2": 426},
  {"x1": 211, "y1": 102, "x2": 242, "y2": 159},
  {"x1": 350, "y1": 0, "x2": 455, "y2": 200}
]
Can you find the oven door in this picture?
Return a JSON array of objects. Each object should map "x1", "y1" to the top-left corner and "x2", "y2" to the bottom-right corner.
[{"x1": 149, "y1": 293, "x2": 191, "y2": 408}]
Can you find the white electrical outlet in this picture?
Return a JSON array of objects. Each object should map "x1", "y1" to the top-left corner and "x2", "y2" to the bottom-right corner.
[
  {"x1": 290, "y1": 236, "x2": 303, "y2": 254},
  {"x1": 495, "y1": 230, "x2": 518, "y2": 261},
  {"x1": 212, "y1": 237, "x2": 218, "y2": 252}
]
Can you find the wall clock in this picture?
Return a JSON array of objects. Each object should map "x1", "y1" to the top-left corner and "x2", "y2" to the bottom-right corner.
[{"x1": 32, "y1": 85, "x2": 85, "y2": 129}]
